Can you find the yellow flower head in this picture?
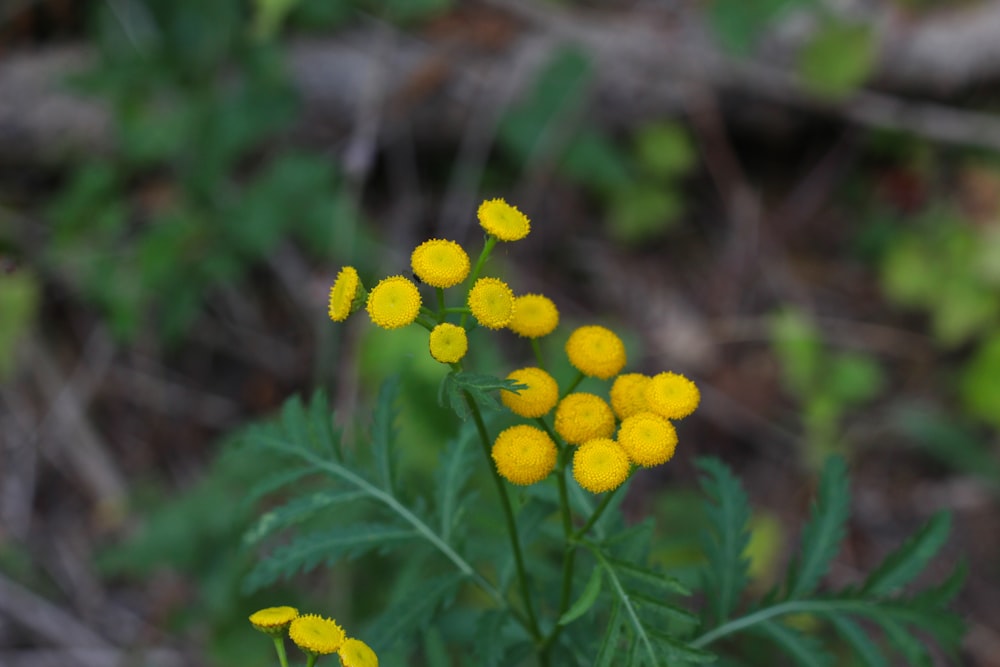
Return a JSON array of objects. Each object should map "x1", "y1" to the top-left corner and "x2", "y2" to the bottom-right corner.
[
  {"x1": 288, "y1": 614, "x2": 346, "y2": 655},
  {"x1": 501, "y1": 367, "x2": 559, "y2": 418},
  {"x1": 249, "y1": 606, "x2": 298, "y2": 635},
  {"x1": 617, "y1": 411, "x2": 678, "y2": 467},
  {"x1": 610, "y1": 373, "x2": 651, "y2": 420},
  {"x1": 491, "y1": 424, "x2": 557, "y2": 485},
  {"x1": 554, "y1": 392, "x2": 616, "y2": 445},
  {"x1": 411, "y1": 239, "x2": 470, "y2": 288},
  {"x1": 429, "y1": 323, "x2": 468, "y2": 364},
  {"x1": 565, "y1": 325, "x2": 627, "y2": 380},
  {"x1": 339, "y1": 637, "x2": 379, "y2": 667},
  {"x1": 329, "y1": 266, "x2": 362, "y2": 322},
  {"x1": 468, "y1": 277, "x2": 515, "y2": 329},
  {"x1": 478, "y1": 198, "x2": 530, "y2": 241},
  {"x1": 573, "y1": 438, "x2": 631, "y2": 493},
  {"x1": 645, "y1": 371, "x2": 700, "y2": 420},
  {"x1": 508, "y1": 294, "x2": 559, "y2": 338},
  {"x1": 366, "y1": 276, "x2": 422, "y2": 330}
]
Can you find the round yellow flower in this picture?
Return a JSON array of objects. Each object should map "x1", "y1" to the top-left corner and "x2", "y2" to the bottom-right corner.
[
  {"x1": 610, "y1": 373, "x2": 651, "y2": 420},
  {"x1": 617, "y1": 411, "x2": 678, "y2": 467},
  {"x1": 501, "y1": 367, "x2": 559, "y2": 418},
  {"x1": 429, "y1": 323, "x2": 468, "y2": 364},
  {"x1": 478, "y1": 198, "x2": 530, "y2": 241},
  {"x1": 491, "y1": 424, "x2": 557, "y2": 486},
  {"x1": 645, "y1": 371, "x2": 700, "y2": 419},
  {"x1": 249, "y1": 606, "x2": 298, "y2": 634},
  {"x1": 554, "y1": 392, "x2": 616, "y2": 445},
  {"x1": 288, "y1": 614, "x2": 346, "y2": 655},
  {"x1": 573, "y1": 438, "x2": 631, "y2": 493},
  {"x1": 508, "y1": 294, "x2": 559, "y2": 338},
  {"x1": 329, "y1": 266, "x2": 361, "y2": 322},
  {"x1": 411, "y1": 239, "x2": 470, "y2": 288},
  {"x1": 366, "y1": 276, "x2": 421, "y2": 330},
  {"x1": 565, "y1": 325, "x2": 627, "y2": 380},
  {"x1": 339, "y1": 638, "x2": 379, "y2": 667},
  {"x1": 468, "y1": 277, "x2": 515, "y2": 329}
]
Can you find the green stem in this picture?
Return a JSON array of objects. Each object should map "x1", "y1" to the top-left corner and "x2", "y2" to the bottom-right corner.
[
  {"x1": 562, "y1": 370, "x2": 585, "y2": 397},
  {"x1": 305, "y1": 654, "x2": 317, "y2": 667},
  {"x1": 690, "y1": 599, "x2": 874, "y2": 649},
  {"x1": 272, "y1": 636, "x2": 289, "y2": 667},
  {"x1": 435, "y1": 287, "x2": 447, "y2": 323},
  {"x1": 539, "y1": 447, "x2": 577, "y2": 656},
  {"x1": 461, "y1": 235, "x2": 498, "y2": 328},
  {"x1": 573, "y1": 480, "x2": 626, "y2": 541},
  {"x1": 530, "y1": 338, "x2": 546, "y2": 371}
]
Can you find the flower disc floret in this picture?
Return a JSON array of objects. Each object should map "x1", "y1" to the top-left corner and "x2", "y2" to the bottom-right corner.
[
  {"x1": 501, "y1": 367, "x2": 559, "y2": 418},
  {"x1": 288, "y1": 614, "x2": 345, "y2": 655},
  {"x1": 573, "y1": 438, "x2": 631, "y2": 493},
  {"x1": 468, "y1": 277, "x2": 515, "y2": 329},
  {"x1": 554, "y1": 392, "x2": 616, "y2": 445},
  {"x1": 429, "y1": 323, "x2": 468, "y2": 364},
  {"x1": 478, "y1": 198, "x2": 530, "y2": 241},
  {"x1": 329, "y1": 266, "x2": 361, "y2": 322},
  {"x1": 508, "y1": 294, "x2": 559, "y2": 338},
  {"x1": 610, "y1": 373, "x2": 651, "y2": 420},
  {"x1": 366, "y1": 276, "x2": 421, "y2": 330},
  {"x1": 491, "y1": 424, "x2": 557, "y2": 486},
  {"x1": 646, "y1": 371, "x2": 700, "y2": 419},
  {"x1": 411, "y1": 239, "x2": 470, "y2": 288},
  {"x1": 249, "y1": 606, "x2": 298, "y2": 634},
  {"x1": 339, "y1": 638, "x2": 379, "y2": 667},
  {"x1": 565, "y1": 325, "x2": 627, "y2": 380},
  {"x1": 618, "y1": 411, "x2": 678, "y2": 467}
]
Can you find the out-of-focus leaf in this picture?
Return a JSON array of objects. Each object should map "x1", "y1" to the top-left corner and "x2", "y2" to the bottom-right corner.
[
  {"x1": 709, "y1": 0, "x2": 808, "y2": 55},
  {"x1": 0, "y1": 271, "x2": 40, "y2": 379},
  {"x1": 560, "y1": 129, "x2": 631, "y2": 192},
  {"x1": 798, "y1": 20, "x2": 876, "y2": 98},
  {"x1": 636, "y1": 122, "x2": 695, "y2": 180},
  {"x1": 608, "y1": 184, "x2": 682, "y2": 243},
  {"x1": 770, "y1": 309, "x2": 822, "y2": 394},
  {"x1": 826, "y1": 352, "x2": 884, "y2": 406},
  {"x1": 960, "y1": 334, "x2": 1000, "y2": 427}
]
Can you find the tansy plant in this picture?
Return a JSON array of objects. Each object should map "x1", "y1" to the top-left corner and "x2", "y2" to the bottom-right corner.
[{"x1": 241, "y1": 198, "x2": 964, "y2": 665}]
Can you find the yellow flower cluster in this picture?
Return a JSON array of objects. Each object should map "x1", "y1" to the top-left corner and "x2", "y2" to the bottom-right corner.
[{"x1": 250, "y1": 606, "x2": 377, "y2": 666}]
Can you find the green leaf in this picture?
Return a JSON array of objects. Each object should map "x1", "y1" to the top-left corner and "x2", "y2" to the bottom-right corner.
[
  {"x1": 755, "y1": 621, "x2": 835, "y2": 667},
  {"x1": 608, "y1": 184, "x2": 683, "y2": 244},
  {"x1": 635, "y1": 122, "x2": 696, "y2": 179},
  {"x1": 439, "y1": 371, "x2": 525, "y2": 420},
  {"x1": 367, "y1": 573, "x2": 466, "y2": 650},
  {"x1": 827, "y1": 615, "x2": 888, "y2": 667},
  {"x1": 960, "y1": 335, "x2": 1000, "y2": 428},
  {"x1": 770, "y1": 309, "x2": 823, "y2": 395},
  {"x1": 241, "y1": 489, "x2": 369, "y2": 546},
  {"x1": 877, "y1": 617, "x2": 931, "y2": 667},
  {"x1": 798, "y1": 20, "x2": 876, "y2": 98},
  {"x1": 0, "y1": 271, "x2": 40, "y2": 379},
  {"x1": 861, "y1": 512, "x2": 951, "y2": 596},
  {"x1": 558, "y1": 567, "x2": 603, "y2": 626},
  {"x1": 826, "y1": 353, "x2": 884, "y2": 406},
  {"x1": 708, "y1": 0, "x2": 804, "y2": 55},
  {"x1": 785, "y1": 456, "x2": 850, "y2": 599},
  {"x1": 434, "y1": 430, "x2": 477, "y2": 542},
  {"x1": 595, "y1": 601, "x2": 628, "y2": 667},
  {"x1": 372, "y1": 376, "x2": 401, "y2": 492}
]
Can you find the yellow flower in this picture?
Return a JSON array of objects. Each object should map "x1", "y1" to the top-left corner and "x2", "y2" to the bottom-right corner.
[
  {"x1": 249, "y1": 606, "x2": 298, "y2": 635},
  {"x1": 339, "y1": 637, "x2": 379, "y2": 667},
  {"x1": 366, "y1": 276, "x2": 422, "y2": 330},
  {"x1": 617, "y1": 411, "x2": 678, "y2": 467},
  {"x1": 554, "y1": 392, "x2": 616, "y2": 445},
  {"x1": 645, "y1": 371, "x2": 700, "y2": 419},
  {"x1": 429, "y1": 323, "x2": 468, "y2": 364},
  {"x1": 501, "y1": 367, "x2": 559, "y2": 418},
  {"x1": 411, "y1": 239, "x2": 470, "y2": 288},
  {"x1": 491, "y1": 424, "x2": 557, "y2": 485},
  {"x1": 329, "y1": 266, "x2": 362, "y2": 322},
  {"x1": 610, "y1": 373, "x2": 651, "y2": 420},
  {"x1": 573, "y1": 438, "x2": 631, "y2": 493},
  {"x1": 565, "y1": 325, "x2": 627, "y2": 380},
  {"x1": 468, "y1": 277, "x2": 515, "y2": 329},
  {"x1": 288, "y1": 614, "x2": 346, "y2": 655},
  {"x1": 508, "y1": 294, "x2": 559, "y2": 338},
  {"x1": 478, "y1": 198, "x2": 530, "y2": 241}
]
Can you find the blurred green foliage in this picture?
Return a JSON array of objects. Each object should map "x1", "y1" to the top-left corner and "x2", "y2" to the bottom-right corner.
[{"x1": 0, "y1": 269, "x2": 39, "y2": 379}]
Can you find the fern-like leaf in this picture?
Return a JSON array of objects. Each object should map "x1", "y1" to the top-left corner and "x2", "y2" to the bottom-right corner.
[
  {"x1": 366, "y1": 572, "x2": 467, "y2": 650},
  {"x1": 434, "y1": 430, "x2": 476, "y2": 542},
  {"x1": 861, "y1": 512, "x2": 951, "y2": 597},
  {"x1": 754, "y1": 621, "x2": 835, "y2": 667},
  {"x1": 438, "y1": 371, "x2": 525, "y2": 420},
  {"x1": 827, "y1": 615, "x2": 887, "y2": 667},
  {"x1": 371, "y1": 375, "x2": 400, "y2": 492},
  {"x1": 241, "y1": 489, "x2": 368, "y2": 546}
]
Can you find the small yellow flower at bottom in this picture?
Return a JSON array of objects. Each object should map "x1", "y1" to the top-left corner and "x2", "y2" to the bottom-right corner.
[
  {"x1": 339, "y1": 637, "x2": 379, "y2": 667},
  {"x1": 249, "y1": 606, "x2": 298, "y2": 635},
  {"x1": 573, "y1": 438, "x2": 631, "y2": 493},
  {"x1": 366, "y1": 276, "x2": 422, "y2": 330},
  {"x1": 329, "y1": 267, "x2": 362, "y2": 322},
  {"x1": 478, "y1": 198, "x2": 530, "y2": 241},
  {"x1": 617, "y1": 411, "x2": 678, "y2": 467},
  {"x1": 508, "y1": 294, "x2": 559, "y2": 338},
  {"x1": 565, "y1": 325, "x2": 627, "y2": 380},
  {"x1": 645, "y1": 371, "x2": 700, "y2": 420},
  {"x1": 554, "y1": 392, "x2": 616, "y2": 445},
  {"x1": 429, "y1": 323, "x2": 468, "y2": 364},
  {"x1": 610, "y1": 373, "x2": 651, "y2": 420},
  {"x1": 468, "y1": 277, "x2": 515, "y2": 329},
  {"x1": 501, "y1": 367, "x2": 559, "y2": 418},
  {"x1": 491, "y1": 424, "x2": 557, "y2": 486},
  {"x1": 288, "y1": 614, "x2": 346, "y2": 655}
]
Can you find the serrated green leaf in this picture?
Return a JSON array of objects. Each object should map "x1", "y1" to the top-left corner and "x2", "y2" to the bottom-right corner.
[
  {"x1": 861, "y1": 512, "x2": 951, "y2": 596},
  {"x1": 827, "y1": 615, "x2": 887, "y2": 667},
  {"x1": 755, "y1": 621, "x2": 835, "y2": 667},
  {"x1": 911, "y1": 560, "x2": 967, "y2": 608},
  {"x1": 241, "y1": 489, "x2": 368, "y2": 546},
  {"x1": 238, "y1": 465, "x2": 316, "y2": 510},
  {"x1": 595, "y1": 601, "x2": 628, "y2": 667},
  {"x1": 367, "y1": 573, "x2": 467, "y2": 650},
  {"x1": 372, "y1": 376, "x2": 401, "y2": 491},
  {"x1": 606, "y1": 556, "x2": 690, "y2": 597},
  {"x1": 559, "y1": 567, "x2": 603, "y2": 626},
  {"x1": 646, "y1": 628, "x2": 716, "y2": 663},
  {"x1": 877, "y1": 617, "x2": 931, "y2": 667},
  {"x1": 434, "y1": 430, "x2": 476, "y2": 542}
]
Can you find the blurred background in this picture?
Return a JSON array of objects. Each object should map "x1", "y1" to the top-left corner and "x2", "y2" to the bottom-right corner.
[{"x1": 2, "y1": 0, "x2": 1000, "y2": 665}]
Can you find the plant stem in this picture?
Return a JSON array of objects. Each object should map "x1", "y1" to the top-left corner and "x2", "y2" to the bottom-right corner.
[
  {"x1": 436, "y1": 287, "x2": 446, "y2": 323},
  {"x1": 573, "y1": 483, "x2": 623, "y2": 540},
  {"x1": 539, "y1": 447, "x2": 577, "y2": 657},
  {"x1": 305, "y1": 654, "x2": 317, "y2": 667},
  {"x1": 562, "y1": 370, "x2": 585, "y2": 397},
  {"x1": 531, "y1": 338, "x2": 546, "y2": 370},
  {"x1": 272, "y1": 636, "x2": 289, "y2": 667},
  {"x1": 461, "y1": 235, "x2": 498, "y2": 328}
]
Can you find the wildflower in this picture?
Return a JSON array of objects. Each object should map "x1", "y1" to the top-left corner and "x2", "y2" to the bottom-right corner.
[
  {"x1": 565, "y1": 325, "x2": 627, "y2": 380},
  {"x1": 329, "y1": 266, "x2": 362, "y2": 322},
  {"x1": 339, "y1": 637, "x2": 379, "y2": 667},
  {"x1": 366, "y1": 276, "x2": 421, "y2": 330},
  {"x1": 508, "y1": 294, "x2": 559, "y2": 338},
  {"x1": 288, "y1": 614, "x2": 346, "y2": 655},
  {"x1": 491, "y1": 424, "x2": 557, "y2": 485},
  {"x1": 573, "y1": 438, "x2": 631, "y2": 493},
  {"x1": 645, "y1": 371, "x2": 700, "y2": 420},
  {"x1": 478, "y1": 198, "x2": 530, "y2": 241},
  {"x1": 249, "y1": 606, "x2": 298, "y2": 635},
  {"x1": 468, "y1": 277, "x2": 515, "y2": 329},
  {"x1": 411, "y1": 239, "x2": 470, "y2": 288},
  {"x1": 429, "y1": 323, "x2": 468, "y2": 364},
  {"x1": 617, "y1": 411, "x2": 678, "y2": 467},
  {"x1": 501, "y1": 367, "x2": 559, "y2": 418},
  {"x1": 610, "y1": 373, "x2": 651, "y2": 420},
  {"x1": 554, "y1": 392, "x2": 616, "y2": 445}
]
